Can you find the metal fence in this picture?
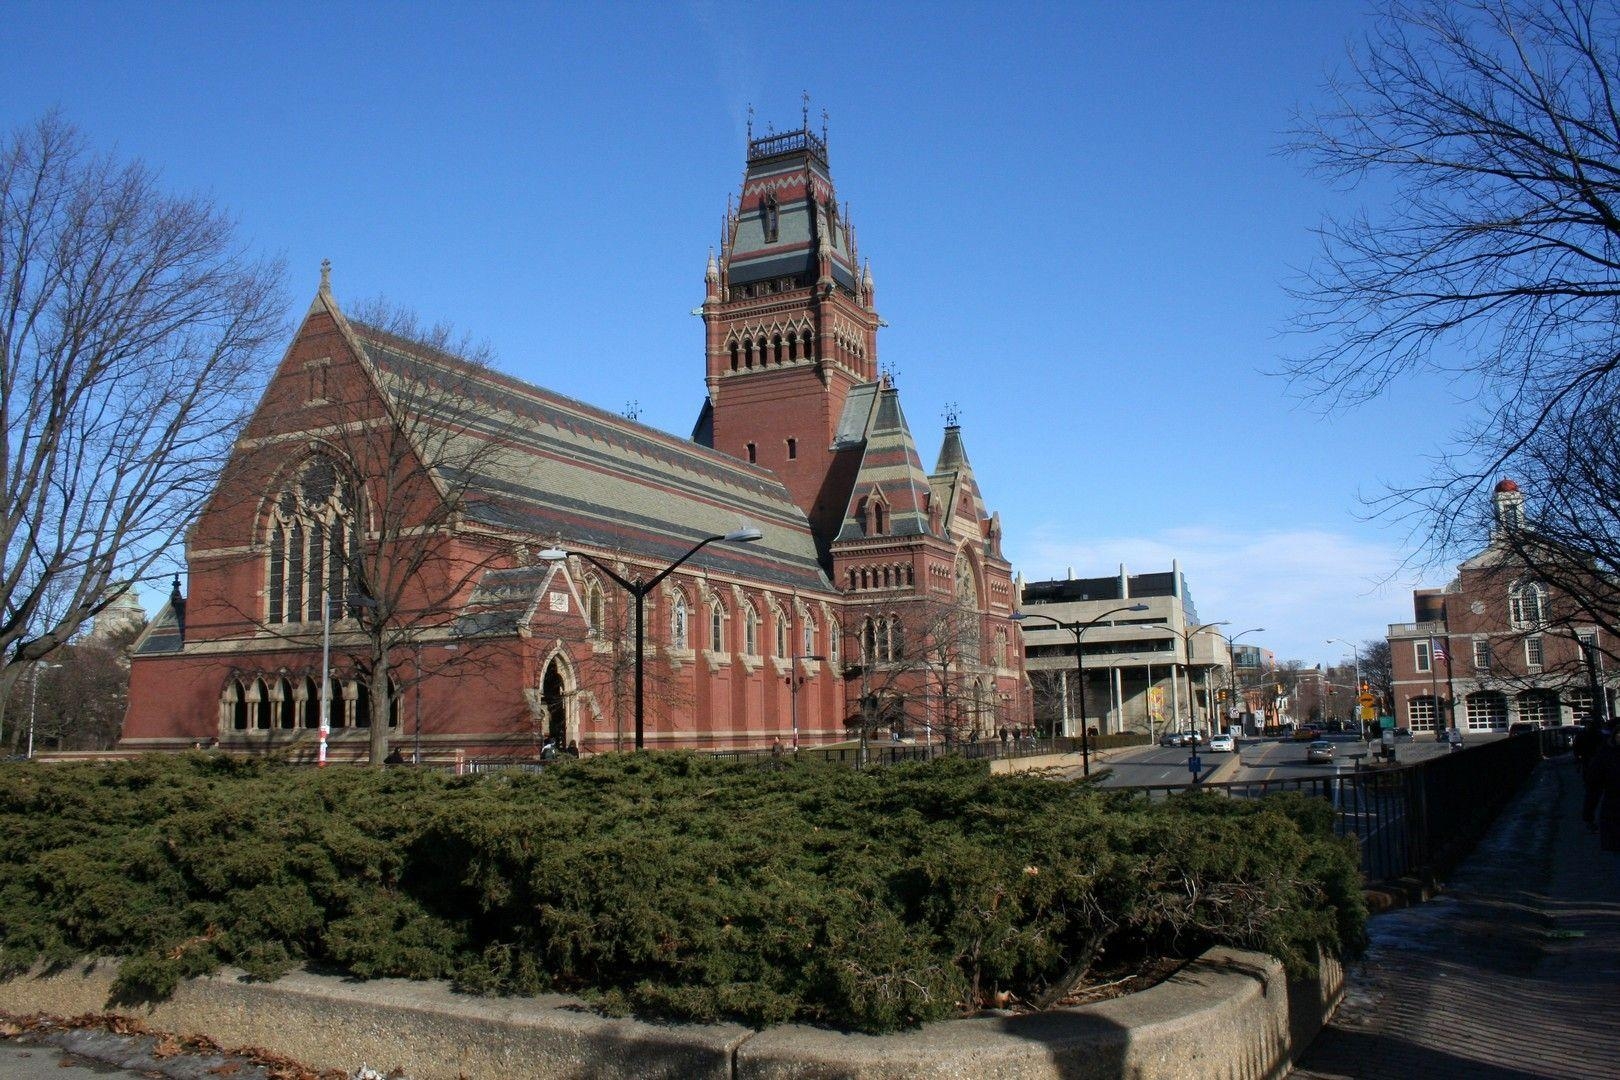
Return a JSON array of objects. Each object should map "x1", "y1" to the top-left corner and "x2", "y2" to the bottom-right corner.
[
  {"x1": 1113, "y1": 732, "x2": 1548, "y2": 883},
  {"x1": 705, "y1": 733, "x2": 1150, "y2": 769}
]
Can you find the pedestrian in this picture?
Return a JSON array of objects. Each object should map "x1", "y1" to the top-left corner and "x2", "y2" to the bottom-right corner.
[
  {"x1": 541, "y1": 738, "x2": 557, "y2": 761},
  {"x1": 565, "y1": 740, "x2": 579, "y2": 758},
  {"x1": 1581, "y1": 725, "x2": 1620, "y2": 852},
  {"x1": 384, "y1": 747, "x2": 405, "y2": 765}
]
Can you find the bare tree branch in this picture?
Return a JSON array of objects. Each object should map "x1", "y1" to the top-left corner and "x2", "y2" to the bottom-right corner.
[{"x1": 0, "y1": 112, "x2": 284, "y2": 732}]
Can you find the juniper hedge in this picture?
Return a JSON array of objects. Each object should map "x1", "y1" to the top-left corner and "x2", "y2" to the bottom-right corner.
[{"x1": 0, "y1": 753, "x2": 1364, "y2": 1033}]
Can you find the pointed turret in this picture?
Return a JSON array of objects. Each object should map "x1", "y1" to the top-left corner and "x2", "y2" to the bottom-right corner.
[{"x1": 835, "y1": 386, "x2": 935, "y2": 541}]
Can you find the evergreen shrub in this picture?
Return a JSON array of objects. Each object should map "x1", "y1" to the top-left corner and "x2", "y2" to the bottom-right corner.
[{"x1": 0, "y1": 753, "x2": 1364, "y2": 1033}]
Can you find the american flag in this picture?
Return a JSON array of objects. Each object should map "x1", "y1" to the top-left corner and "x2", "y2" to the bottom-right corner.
[{"x1": 1431, "y1": 638, "x2": 1448, "y2": 663}]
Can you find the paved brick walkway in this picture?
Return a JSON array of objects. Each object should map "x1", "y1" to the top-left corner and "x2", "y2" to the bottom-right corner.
[{"x1": 1293, "y1": 755, "x2": 1620, "y2": 1079}]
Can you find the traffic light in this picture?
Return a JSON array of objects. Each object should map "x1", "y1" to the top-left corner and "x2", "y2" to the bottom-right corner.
[{"x1": 1217, "y1": 689, "x2": 1228, "y2": 703}]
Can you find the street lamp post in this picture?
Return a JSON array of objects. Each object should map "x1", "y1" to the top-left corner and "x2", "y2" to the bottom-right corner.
[
  {"x1": 26, "y1": 661, "x2": 62, "y2": 759},
  {"x1": 1015, "y1": 603, "x2": 1149, "y2": 776},
  {"x1": 1221, "y1": 627, "x2": 1264, "y2": 734},
  {"x1": 1327, "y1": 637, "x2": 1363, "y2": 731},
  {"x1": 1151, "y1": 621, "x2": 1228, "y2": 735},
  {"x1": 319, "y1": 592, "x2": 377, "y2": 768},
  {"x1": 539, "y1": 528, "x2": 763, "y2": 750}
]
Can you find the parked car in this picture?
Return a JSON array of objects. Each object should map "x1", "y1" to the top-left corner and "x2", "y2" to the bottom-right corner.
[
  {"x1": 1183, "y1": 730, "x2": 1203, "y2": 745},
  {"x1": 1159, "y1": 731, "x2": 1185, "y2": 747},
  {"x1": 1305, "y1": 740, "x2": 1335, "y2": 764},
  {"x1": 1508, "y1": 721, "x2": 1538, "y2": 735},
  {"x1": 1207, "y1": 733, "x2": 1235, "y2": 752}
]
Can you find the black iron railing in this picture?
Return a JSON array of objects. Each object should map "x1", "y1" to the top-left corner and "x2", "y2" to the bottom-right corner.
[{"x1": 1113, "y1": 733, "x2": 1548, "y2": 882}]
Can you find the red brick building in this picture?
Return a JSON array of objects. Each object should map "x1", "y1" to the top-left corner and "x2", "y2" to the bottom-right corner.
[
  {"x1": 1388, "y1": 481, "x2": 1615, "y2": 734},
  {"x1": 120, "y1": 123, "x2": 1025, "y2": 761}
]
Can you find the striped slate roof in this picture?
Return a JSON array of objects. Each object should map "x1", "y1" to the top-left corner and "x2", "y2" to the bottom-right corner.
[
  {"x1": 834, "y1": 385, "x2": 935, "y2": 542},
  {"x1": 355, "y1": 323, "x2": 832, "y2": 593},
  {"x1": 452, "y1": 566, "x2": 554, "y2": 637},
  {"x1": 931, "y1": 425, "x2": 988, "y2": 539},
  {"x1": 131, "y1": 602, "x2": 183, "y2": 656}
]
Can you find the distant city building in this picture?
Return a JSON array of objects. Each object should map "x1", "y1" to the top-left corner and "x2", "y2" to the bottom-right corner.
[
  {"x1": 1018, "y1": 562, "x2": 1230, "y2": 736},
  {"x1": 1388, "y1": 481, "x2": 1614, "y2": 733}
]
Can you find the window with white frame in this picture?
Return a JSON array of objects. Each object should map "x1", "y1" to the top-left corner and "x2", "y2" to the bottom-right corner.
[
  {"x1": 1579, "y1": 631, "x2": 1603, "y2": 670},
  {"x1": 709, "y1": 601, "x2": 724, "y2": 652},
  {"x1": 585, "y1": 580, "x2": 606, "y2": 637},
  {"x1": 775, "y1": 609, "x2": 788, "y2": 659},
  {"x1": 1525, "y1": 635, "x2": 1544, "y2": 668},
  {"x1": 1408, "y1": 695, "x2": 1439, "y2": 731},
  {"x1": 1414, "y1": 640, "x2": 1431, "y2": 673},
  {"x1": 744, "y1": 604, "x2": 759, "y2": 655},
  {"x1": 1509, "y1": 581, "x2": 1547, "y2": 628},
  {"x1": 828, "y1": 620, "x2": 840, "y2": 665},
  {"x1": 802, "y1": 615, "x2": 815, "y2": 657},
  {"x1": 1473, "y1": 640, "x2": 1491, "y2": 670}
]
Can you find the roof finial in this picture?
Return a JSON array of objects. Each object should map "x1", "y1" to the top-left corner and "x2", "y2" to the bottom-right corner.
[
  {"x1": 746, "y1": 104, "x2": 754, "y2": 143},
  {"x1": 319, "y1": 258, "x2": 331, "y2": 292},
  {"x1": 821, "y1": 107, "x2": 829, "y2": 147},
  {"x1": 802, "y1": 90, "x2": 810, "y2": 131},
  {"x1": 943, "y1": 402, "x2": 960, "y2": 427}
]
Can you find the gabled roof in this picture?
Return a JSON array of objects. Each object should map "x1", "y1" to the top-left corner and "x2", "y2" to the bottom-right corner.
[
  {"x1": 131, "y1": 602, "x2": 183, "y2": 656},
  {"x1": 323, "y1": 298, "x2": 831, "y2": 594},
  {"x1": 833, "y1": 385, "x2": 934, "y2": 542}
]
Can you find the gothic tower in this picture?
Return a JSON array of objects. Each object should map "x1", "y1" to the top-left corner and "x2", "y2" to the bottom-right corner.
[{"x1": 695, "y1": 120, "x2": 880, "y2": 551}]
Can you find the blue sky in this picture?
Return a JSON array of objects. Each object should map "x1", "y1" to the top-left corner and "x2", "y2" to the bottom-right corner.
[{"x1": 5, "y1": 0, "x2": 1472, "y2": 667}]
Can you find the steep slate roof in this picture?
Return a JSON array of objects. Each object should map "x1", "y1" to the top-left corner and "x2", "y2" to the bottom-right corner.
[
  {"x1": 347, "y1": 314, "x2": 832, "y2": 593},
  {"x1": 453, "y1": 566, "x2": 555, "y2": 638},
  {"x1": 833, "y1": 385, "x2": 935, "y2": 541},
  {"x1": 131, "y1": 602, "x2": 183, "y2": 656},
  {"x1": 930, "y1": 425, "x2": 989, "y2": 539}
]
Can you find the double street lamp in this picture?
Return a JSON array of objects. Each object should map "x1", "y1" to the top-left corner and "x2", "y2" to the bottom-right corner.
[
  {"x1": 539, "y1": 527, "x2": 763, "y2": 750},
  {"x1": 1220, "y1": 627, "x2": 1265, "y2": 731},
  {"x1": 1326, "y1": 637, "x2": 1363, "y2": 728},
  {"x1": 1015, "y1": 603, "x2": 1149, "y2": 776}
]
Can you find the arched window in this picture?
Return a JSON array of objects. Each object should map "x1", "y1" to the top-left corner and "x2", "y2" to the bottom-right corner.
[
  {"x1": 266, "y1": 454, "x2": 355, "y2": 626},
  {"x1": 889, "y1": 616, "x2": 904, "y2": 662},
  {"x1": 1509, "y1": 581, "x2": 1547, "y2": 628},
  {"x1": 710, "y1": 601, "x2": 725, "y2": 652},
  {"x1": 803, "y1": 615, "x2": 816, "y2": 657},
  {"x1": 828, "y1": 620, "x2": 841, "y2": 666},
  {"x1": 671, "y1": 594, "x2": 689, "y2": 649},
  {"x1": 862, "y1": 618, "x2": 876, "y2": 664},
  {"x1": 729, "y1": 341, "x2": 740, "y2": 372},
  {"x1": 585, "y1": 580, "x2": 606, "y2": 637},
  {"x1": 744, "y1": 604, "x2": 760, "y2": 656},
  {"x1": 775, "y1": 609, "x2": 788, "y2": 659}
]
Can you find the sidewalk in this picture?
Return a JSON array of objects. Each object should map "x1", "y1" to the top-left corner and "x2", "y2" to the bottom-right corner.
[{"x1": 1293, "y1": 754, "x2": 1620, "y2": 1080}]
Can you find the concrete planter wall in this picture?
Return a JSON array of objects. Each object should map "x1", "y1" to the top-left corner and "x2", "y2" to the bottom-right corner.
[{"x1": 0, "y1": 947, "x2": 1342, "y2": 1080}]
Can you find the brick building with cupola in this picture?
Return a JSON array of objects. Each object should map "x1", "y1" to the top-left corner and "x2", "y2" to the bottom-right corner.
[
  {"x1": 1387, "y1": 480, "x2": 1615, "y2": 735},
  {"x1": 119, "y1": 121, "x2": 1026, "y2": 761}
]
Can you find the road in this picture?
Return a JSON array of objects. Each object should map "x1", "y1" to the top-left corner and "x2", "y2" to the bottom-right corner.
[
  {"x1": 1093, "y1": 731, "x2": 1506, "y2": 788},
  {"x1": 0, "y1": 1041, "x2": 129, "y2": 1078}
]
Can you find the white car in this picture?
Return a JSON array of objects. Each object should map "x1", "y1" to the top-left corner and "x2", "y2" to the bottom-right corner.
[{"x1": 1207, "y1": 733, "x2": 1235, "y2": 752}]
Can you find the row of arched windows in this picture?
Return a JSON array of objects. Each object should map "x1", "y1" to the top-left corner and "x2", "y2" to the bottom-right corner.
[
  {"x1": 1406, "y1": 689, "x2": 1588, "y2": 733},
  {"x1": 577, "y1": 577, "x2": 841, "y2": 663},
  {"x1": 727, "y1": 326, "x2": 816, "y2": 371},
  {"x1": 847, "y1": 563, "x2": 913, "y2": 590},
  {"x1": 220, "y1": 675, "x2": 398, "y2": 732}
]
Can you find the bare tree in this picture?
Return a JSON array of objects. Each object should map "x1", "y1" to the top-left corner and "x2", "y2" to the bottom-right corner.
[
  {"x1": 1361, "y1": 638, "x2": 1394, "y2": 709},
  {"x1": 0, "y1": 113, "x2": 284, "y2": 735},
  {"x1": 1288, "y1": 0, "x2": 1620, "y2": 562}
]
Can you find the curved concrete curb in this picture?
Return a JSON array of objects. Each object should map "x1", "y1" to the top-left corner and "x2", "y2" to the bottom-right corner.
[{"x1": 0, "y1": 948, "x2": 1341, "y2": 1080}]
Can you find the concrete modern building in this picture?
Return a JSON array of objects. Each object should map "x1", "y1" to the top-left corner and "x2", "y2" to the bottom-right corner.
[
  {"x1": 1018, "y1": 563, "x2": 1230, "y2": 737},
  {"x1": 1388, "y1": 481, "x2": 1615, "y2": 734}
]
